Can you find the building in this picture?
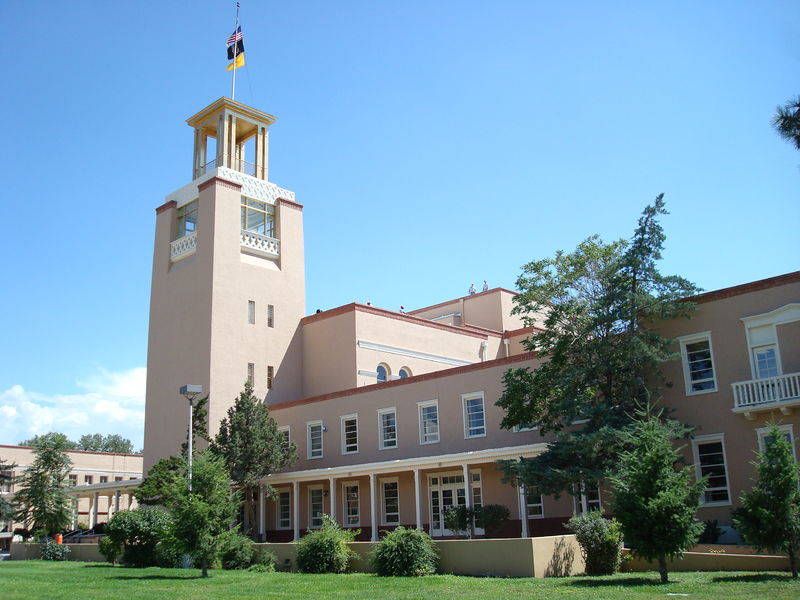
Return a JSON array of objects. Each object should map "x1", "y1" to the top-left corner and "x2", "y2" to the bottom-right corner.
[{"x1": 138, "y1": 97, "x2": 799, "y2": 543}]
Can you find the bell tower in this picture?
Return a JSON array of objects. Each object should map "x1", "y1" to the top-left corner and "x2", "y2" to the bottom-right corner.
[{"x1": 143, "y1": 98, "x2": 306, "y2": 471}]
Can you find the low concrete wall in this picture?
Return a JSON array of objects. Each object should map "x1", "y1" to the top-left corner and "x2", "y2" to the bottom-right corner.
[
  {"x1": 10, "y1": 543, "x2": 105, "y2": 562},
  {"x1": 622, "y1": 548, "x2": 790, "y2": 573}
]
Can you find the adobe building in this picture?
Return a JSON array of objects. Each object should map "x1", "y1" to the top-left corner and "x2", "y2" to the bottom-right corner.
[{"x1": 139, "y1": 96, "x2": 799, "y2": 543}]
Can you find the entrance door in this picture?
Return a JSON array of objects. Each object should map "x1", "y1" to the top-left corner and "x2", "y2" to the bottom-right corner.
[{"x1": 428, "y1": 471, "x2": 482, "y2": 536}]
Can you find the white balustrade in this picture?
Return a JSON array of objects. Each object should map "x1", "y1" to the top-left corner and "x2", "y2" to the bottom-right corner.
[
  {"x1": 170, "y1": 231, "x2": 197, "y2": 262},
  {"x1": 240, "y1": 230, "x2": 280, "y2": 258},
  {"x1": 732, "y1": 372, "x2": 800, "y2": 410}
]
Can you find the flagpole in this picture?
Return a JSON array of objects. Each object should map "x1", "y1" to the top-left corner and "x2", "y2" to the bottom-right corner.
[{"x1": 231, "y1": 2, "x2": 240, "y2": 101}]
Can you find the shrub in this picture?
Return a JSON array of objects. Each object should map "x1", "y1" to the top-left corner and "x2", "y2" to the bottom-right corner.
[
  {"x1": 443, "y1": 506, "x2": 471, "y2": 537},
  {"x1": 565, "y1": 510, "x2": 622, "y2": 575},
  {"x1": 40, "y1": 540, "x2": 71, "y2": 561},
  {"x1": 98, "y1": 536, "x2": 121, "y2": 564},
  {"x1": 220, "y1": 532, "x2": 255, "y2": 570},
  {"x1": 155, "y1": 534, "x2": 184, "y2": 568},
  {"x1": 476, "y1": 504, "x2": 511, "y2": 537},
  {"x1": 698, "y1": 519, "x2": 723, "y2": 544},
  {"x1": 104, "y1": 507, "x2": 173, "y2": 568},
  {"x1": 296, "y1": 515, "x2": 358, "y2": 573},
  {"x1": 372, "y1": 526, "x2": 438, "y2": 576},
  {"x1": 252, "y1": 549, "x2": 277, "y2": 572}
]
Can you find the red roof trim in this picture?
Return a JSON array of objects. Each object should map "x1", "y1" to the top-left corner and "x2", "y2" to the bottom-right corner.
[
  {"x1": 270, "y1": 352, "x2": 537, "y2": 411},
  {"x1": 687, "y1": 271, "x2": 800, "y2": 304},
  {"x1": 155, "y1": 200, "x2": 176, "y2": 215},
  {"x1": 277, "y1": 197, "x2": 304, "y2": 211},
  {"x1": 502, "y1": 325, "x2": 545, "y2": 338},
  {"x1": 0, "y1": 444, "x2": 142, "y2": 458},
  {"x1": 408, "y1": 287, "x2": 518, "y2": 315}
]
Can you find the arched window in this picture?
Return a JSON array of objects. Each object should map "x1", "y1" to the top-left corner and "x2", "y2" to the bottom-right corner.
[
  {"x1": 376, "y1": 364, "x2": 390, "y2": 383},
  {"x1": 399, "y1": 367, "x2": 411, "y2": 379}
]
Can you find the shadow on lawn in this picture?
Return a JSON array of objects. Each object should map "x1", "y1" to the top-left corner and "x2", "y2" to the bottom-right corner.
[
  {"x1": 569, "y1": 577, "x2": 660, "y2": 587},
  {"x1": 713, "y1": 573, "x2": 792, "y2": 583},
  {"x1": 109, "y1": 574, "x2": 205, "y2": 581}
]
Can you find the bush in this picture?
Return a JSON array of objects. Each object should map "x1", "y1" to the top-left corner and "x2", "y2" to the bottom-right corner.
[
  {"x1": 40, "y1": 540, "x2": 71, "y2": 561},
  {"x1": 104, "y1": 507, "x2": 174, "y2": 568},
  {"x1": 698, "y1": 520, "x2": 723, "y2": 544},
  {"x1": 565, "y1": 510, "x2": 622, "y2": 575},
  {"x1": 476, "y1": 504, "x2": 511, "y2": 537},
  {"x1": 98, "y1": 536, "x2": 121, "y2": 564},
  {"x1": 155, "y1": 535, "x2": 185, "y2": 568},
  {"x1": 372, "y1": 526, "x2": 438, "y2": 576},
  {"x1": 296, "y1": 515, "x2": 358, "y2": 573},
  {"x1": 443, "y1": 506, "x2": 471, "y2": 537},
  {"x1": 220, "y1": 533, "x2": 255, "y2": 570}
]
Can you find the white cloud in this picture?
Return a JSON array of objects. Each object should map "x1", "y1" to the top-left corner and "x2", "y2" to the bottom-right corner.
[{"x1": 0, "y1": 367, "x2": 146, "y2": 450}]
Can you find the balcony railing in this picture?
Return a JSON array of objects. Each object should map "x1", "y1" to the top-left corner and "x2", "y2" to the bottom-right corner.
[
  {"x1": 195, "y1": 156, "x2": 265, "y2": 179},
  {"x1": 240, "y1": 230, "x2": 280, "y2": 259},
  {"x1": 170, "y1": 231, "x2": 197, "y2": 262},
  {"x1": 732, "y1": 372, "x2": 800, "y2": 419}
]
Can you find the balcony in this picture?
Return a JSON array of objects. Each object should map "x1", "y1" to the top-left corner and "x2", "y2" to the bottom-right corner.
[
  {"x1": 240, "y1": 230, "x2": 280, "y2": 259},
  {"x1": 170, "y1": 231, "x2": 197, "y2": 262},
  {"x1": 196, "y1": 157, "x2": 266, "y2": 180},
  {"x1": 731, "y1": 372, "x2": 800, "y2": 420}
]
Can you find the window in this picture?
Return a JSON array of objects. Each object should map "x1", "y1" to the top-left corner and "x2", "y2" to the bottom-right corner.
[
  {"x1": 753, "y1": 344, "x2": 779, "y2": 379},
  {"x1": 240, "y1": 197, "x2": 276, "y2": 237},
  {"x1": 267, "y1": 365, "x2": 274, "y2": 390},
  {"x1": 176, "y1": 200, "x2": 198, "y2": 238},
  {"x1": 573, "y1": 482, "x2": 601, "y2": 515},
  {"x1": 247, "y1": 362, "x2": 254, "y2": 386},
  {"x1": 693, "y1": 435, "x2": 730, "y2": 505},
  {"x1": 307, "y1": 421, "x2": 323, "y2": 459},
  {"x1": 381, "y1": 478, "x2": 399, "y2": 525},
  {"x1": 277, "y1": 490, "x2": 291, "y2": 529},
  {"x1": 376, "y1": 364, "x2": 390, "y2": 383},
  {"x1": 100, "y1": 476, "x2": 108, "y2": 483},
  {"x1": 399, "y1": 367, "x2": 411, "y2": 379},
  {"x1": 278, "y1": 426, "x2": 290, "y2": 451},
  {"x1": 679, "y1": 333, "x2": 717, "y2": 394},
  {"x1": 267, "y1": 304, "x2": 275, "y2": 328},
  {"x1": 378, "y1": 408, "x2": 397, "y2": 449},
  {"x1": 84, "y1": 475, "x2": 93, "y2": 485},
  {"x1": 309, "y1": 486, "x2": 324, "y2": 528},
  {"x1": 67, "y1": 474, "x2": 77, "y2": 486},
  {"x1": 513, "y1": 423, "x2": 538, "y2": 433},
  {"x1": 526, "y1": 487, "x2": 544, "y2": 518},
  {"x1": 418, "y1": 400, "x2": 439, "y2": 444},
  {"x1": 114, "y1": 477, "x2": 123, "y2": 482},
  {"x1": 248, "y1": 300, "x2": 256, "y2": 324},
  {"x1": 341, "y1": 415, "x2": 358, "y2": 454},
  {"x1": 756, "y1": 424, "x2": 796, "y2": 458},
  {"x1": 343, "y1": 482, "x2": 360, "y2": 526},
  {"x1": 462, "y1": 392, "x2": 486, "y2": 438},
  {"x1": 0, "y1": 471, "x2": 13, "y2": 493}
]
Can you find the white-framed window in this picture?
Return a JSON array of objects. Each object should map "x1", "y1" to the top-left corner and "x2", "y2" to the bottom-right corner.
[
  {"x1": 343, "y1": 481, "x2": 360, "y2": 526},
  {"x1": 307, "y1": 421, "x2": 323, "y2": 459},
  {"x1": 247, "y1": 362, "x2": 255, "y2": 386},
  {"x1": 378, "y1": 407, "x2": 397, "y2": 450},
  {"x1": 0, "y1": 470, "x2": 13, "y2": 493},
  {"x1": 526, "y1": 487, "x2": 544, "y2": 518},
  {"x1": 513, "y1": 423, "x2": 538, "y2": 433},
  {"x1": 573, "y1": 482, "x2": 601, "y2": 515},
  {"x1": 462, "y1": 392, "x2": 486, "y2": 438},
  {"x1": 308, "y1": 485, "x2": 324, "y2": 528},
  {"x1": 248, "y1": 300, "x2": 256, "y2": 324},
  {"x1": 277, "y1": 489, "x2": 291, "y2": 529},
  {"x1": 381, "y1": 477, "x2": 400, "y2": 525},
  {"x1": 341, "y1": 414, "x2": 359, "y2": 454},
  {"x1": 267, "y1": 304, "x2": 275, "y2": 328},
  {"x1": 752, "y1": 344, "x2": 780, "y2": 379},
  {"x1": 278, "y1": 426, "x2": 290, "y2": 451},
  {"x1": 241, "y1": 196, "x2": 275, "y2": 237},
  {"x1": 84, "y1": 475, "x2": 93, "y2": 485},
  {"x1": 418, "y1": 400, "x2": 439, "y2": 444},
  {"x1": 756, "y1": 424, "x2": 796, "y2": 458},
  {"x1": 678, "y1": 333, "x2": 717, "y2": 395},
  {"x1": 176, "y1": 199, "x2": 198, "y2": 238},
  {"x1": 692, "y1": 434, "x2": 730, "y2": 505},
  {"x1": 267, "y1": 365, "x2": 274, "y2": 390},
  {"x1": 67, "y1": 474, "x2": 77, "y2": 486},
  {"x1": 376, "y1": 363, "x2": 390, "y2": 383},
  {"x1": 399, "y1": 367, "x2": 412, "y2": 379},
  {"x1": 100, "y1": 476, "x2": 108, "y2": 483}
]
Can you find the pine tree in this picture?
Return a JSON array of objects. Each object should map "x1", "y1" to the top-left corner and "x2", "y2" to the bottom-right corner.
[
  {"x1": 0, "y1": 459, "x2": 16, "y2": 523},
  {"x1": 733, "y1": 424, "x2": 800, "y2": 578},
  {"x1": 773, "y1": 95, "x2": 800, "y2": 151},
  {"x1": 609, "y1": 415, "x2": 705, "y2": 583},
  {"x1": 13, "y1": 439, "x2": 73, "y2": 536},
  {"x1": 212, "y1": 382, "x2": 297, "y2": 535}
]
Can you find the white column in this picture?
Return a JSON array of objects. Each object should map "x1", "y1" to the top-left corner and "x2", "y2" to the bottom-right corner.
[
  {"x1": 71, "y1": 500, "x2": 78, "y2": 529},
  {"x1": 413, "y1": 469, "x2": 422, "y2": 531},
  {"x1": 114, "y1": 491, "x2": 121, "y2": 513},
  {"x1": 89, "y1": 493, "x2": 98, "y2": 528},
  {"x1": 259, "y1": 487, "x2": 266, "y2": 540},
  {"x1": 519, "y1": 485, "x2": 529, "y2": 538},
  {"x1": 106, "y1": 494, "x2": 114, "y2": 521},
  {"x1": 293, "y1": 481, "x2": 301, "y2": 541},
  {"x1": 462, "y1": 464, "x2": 474, "y2": 538},
  {"x1": 369, "y1": 473, "x2": 378, "y2": 542},
  {"x1": 329, "y1": 477, "x2": 337, "y2": 522}
]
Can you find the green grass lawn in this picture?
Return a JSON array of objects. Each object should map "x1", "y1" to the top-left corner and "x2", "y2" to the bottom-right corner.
[{"x1": 0, "y1": 561, "x2": 797, "y2": 600}]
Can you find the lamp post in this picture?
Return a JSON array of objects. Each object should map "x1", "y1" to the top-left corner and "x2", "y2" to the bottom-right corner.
[{"x1": 179, "y1": 384, "x2": 203, "y2": 492}]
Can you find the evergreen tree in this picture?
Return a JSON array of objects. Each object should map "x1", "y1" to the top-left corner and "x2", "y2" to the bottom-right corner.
[
  {"x1": 733, "y1": 424, "x2": 800, "y2": 578},
  {"x1": 609, "y1": 415, "x2": 705, "y2": 583},
  {"x1": 212, "y1": 382, "x2": 297, "y2": 535},
  {"x1": 497, "y1": 196, "x2": 698, "y2": 495},
  {"x1": 773, "y1": 95, "x2": 800, "y2": 151},
  {"x1": 0, "y1": 459, "x2": 16, "y2": 523},
  {"x1": 13, "y1": 439, "x2": 73, "y2": 536},
  {"x1": 134, "y1": 455, "x2": 187, "y2": 506}
]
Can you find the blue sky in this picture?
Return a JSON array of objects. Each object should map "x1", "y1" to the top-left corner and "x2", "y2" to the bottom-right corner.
[{"x1": 0, "y1": 1, "x2": 797, "y2": 448}]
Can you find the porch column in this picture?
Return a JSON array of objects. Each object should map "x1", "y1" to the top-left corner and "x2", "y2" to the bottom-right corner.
[
  {"x1": 518, "y1": 485, "x2": 529, "y2": 538},
  {"x1": 369, "y1": 473, "x2": 378, "y2": 542},
  {"x1": 106, "y1": 494, "x2": 114, "y2": 521},
  {"x1": 89, "y1": 493, "x2": 98, "y2": 528},
  {"x1": 258, "y1": 487, "x2": 266, "y2": 540},
  {"x1": 114, "y1": 491, "x2": 121, "y2": 513},
  {"x1": 71, "y1": 500, "x2": 78, "y2": 529},
  {"x1": 292, "y1": 481, "x2": 300, "y2": 541},
  {"x1": 328, "y1": 477, "x2": 337, "y2": 522},
  {"x1": 462, "y1": 464, "x2": 474, "y2": 538},
  {"x1": 413, "y1": 468, "x2": 422, "y2": 531}
]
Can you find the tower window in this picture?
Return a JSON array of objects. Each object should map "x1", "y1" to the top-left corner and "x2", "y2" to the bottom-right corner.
[
  {"x1": 176, "y1": 200, "x2": 198, "y2": 238},
  {"x1": 248, "y1": 300, "x2": 256, "y2": 324},
  {"x1": 267, "y1": 366, "x2": 274, "y2": 390},
  {"x1": 267, "y1": 304, "x2": 274, "y2": 328},
  {"x1": 399, "y1": 367, "x2": 411, "y2": 379},
  {"x1": 241, "y1": 197, "x2": 275, "y2": 237},
  {"x1": 376, "y1": 364, "x2": 390, "y2": 383},
  {"x1": 247, "y1": 362, "x2": 254, "y2": 386}
]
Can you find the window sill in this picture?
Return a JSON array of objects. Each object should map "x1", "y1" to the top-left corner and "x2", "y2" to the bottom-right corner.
[
  {"x1": 700, "y1": 500, "x2": 731, "y2": 508},
  {"x1": 342, "y1": 450, "x2": 359, "y2": 455},
  {"x1": 379, "y1": 445, "x2": 398, "y2": 451},
  {"x1": 465, "y1": 433, "x2": 487, "y2": 439},
  {"x1": 308, "y1": 456, "x2": 323, "y2": 460},
  {"x1": 420, "y1": 439, "x2": 440, "y2": 445}
]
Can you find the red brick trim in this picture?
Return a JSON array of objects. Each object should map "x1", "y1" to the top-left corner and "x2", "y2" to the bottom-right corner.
[
  {"x1": 270, "y1": 352, "x2": 538, "y2": 412},
  {"x1": 302, "y1": 303, "x2": 489, "y2": 339},
  {"x1": 503, "y1": 325, "x2": 545, "y2": 338},
  {"x1": 155, "y1": 200, "x2": 176, "y2": 214},
  {"x1": 277, "y1": 197, "x2": 304, "y2": 211},
  {"x1": 458, "y1": 324, "x2": 503, "y2": 337},
  {"x1": 0, "y1": 444, "x2": 142, "y2": 458},
  {"x1": 687, "y1": 271, "x2": 800, "y2": 304},
  {"x1": 198, "y1": 176, "x2": 243, "y2": 193},
  {"x1": 408, "y1": 287, "x2": 518, "y2": 315}
]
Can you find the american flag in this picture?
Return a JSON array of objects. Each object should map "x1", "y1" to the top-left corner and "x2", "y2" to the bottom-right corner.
[{"x1": 227, "y1": 26, "x2": 242, "y2": 46}]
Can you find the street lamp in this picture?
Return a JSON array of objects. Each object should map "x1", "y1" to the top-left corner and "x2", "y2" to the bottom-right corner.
[{"x1": 179, "y1": 384, "x2": 202, "y2": 492}]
